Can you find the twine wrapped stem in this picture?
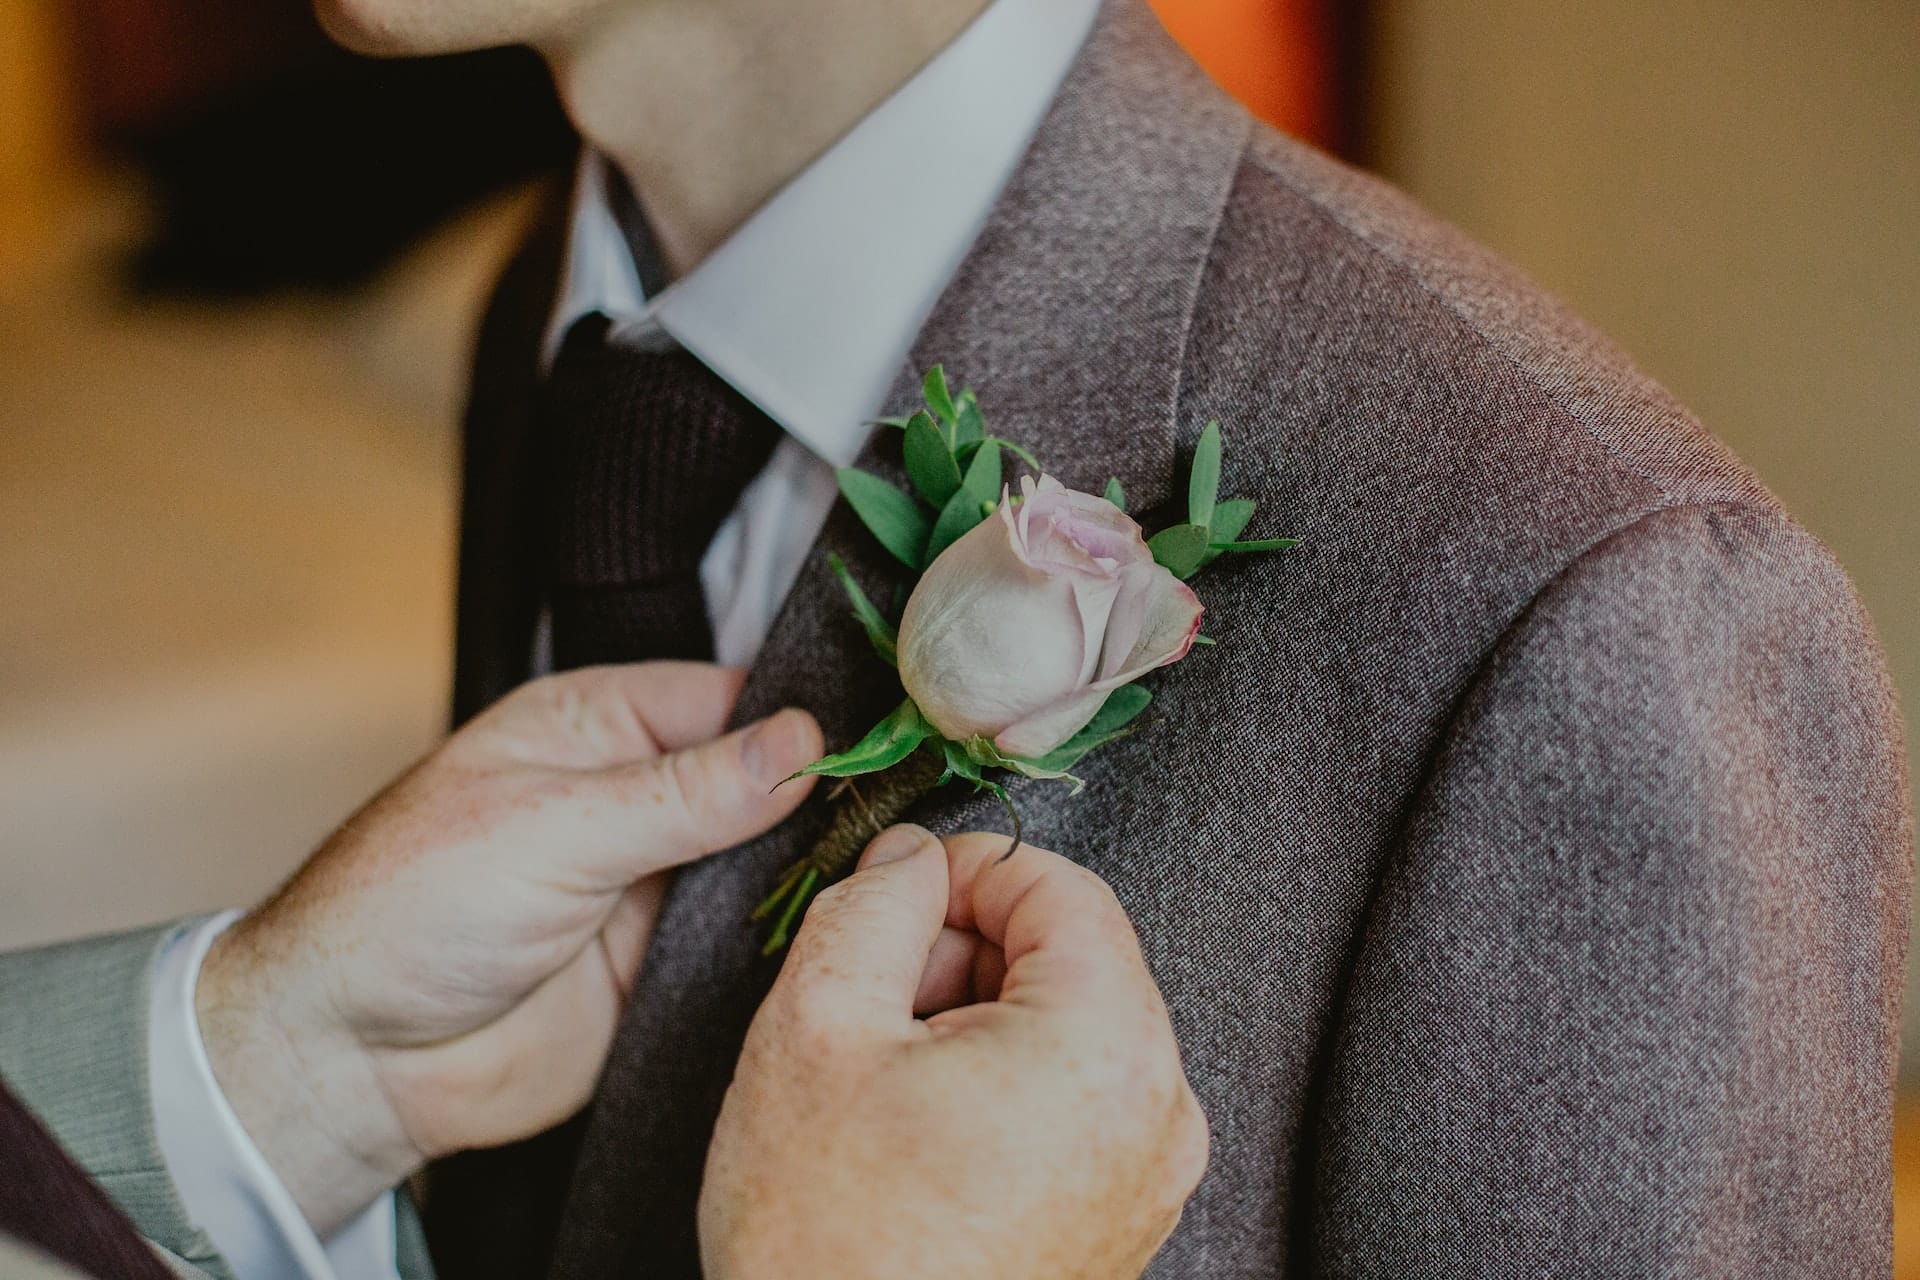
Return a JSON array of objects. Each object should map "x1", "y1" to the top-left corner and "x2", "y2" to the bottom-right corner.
[{"x1": 754, "y1": 746, "x2": 945, "y2": 954}]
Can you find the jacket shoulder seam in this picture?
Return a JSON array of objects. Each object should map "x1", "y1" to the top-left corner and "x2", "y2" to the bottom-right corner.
[{"x1": 1235, "y1": 150, "x2": 1681, "y2": 507}]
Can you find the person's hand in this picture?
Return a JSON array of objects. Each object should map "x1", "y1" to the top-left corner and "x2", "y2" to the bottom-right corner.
[
  {"x1": 699, "y1": 825, "x2": 1209, "y2": 1279},
  {"x1": 195, "y1": 662, "x2": 821, "y2": 1233}
]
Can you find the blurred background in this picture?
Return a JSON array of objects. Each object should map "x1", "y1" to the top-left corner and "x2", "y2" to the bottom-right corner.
[{"x1": 2, "y1": 0, "x2": 1914, "y2": 1258}]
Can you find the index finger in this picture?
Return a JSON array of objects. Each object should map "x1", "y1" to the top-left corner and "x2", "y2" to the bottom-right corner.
[
  {"x1": 939, "y1": 832, "x2": 1157, "y2": 1015},
  {"x1": 506, "y1": 662, "x2": 750, "y2": 764}
]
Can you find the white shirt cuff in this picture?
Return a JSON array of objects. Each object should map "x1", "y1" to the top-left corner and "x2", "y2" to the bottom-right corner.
[{"x1": 149, "y1": 912, "x2": 402, "y2": 1280}]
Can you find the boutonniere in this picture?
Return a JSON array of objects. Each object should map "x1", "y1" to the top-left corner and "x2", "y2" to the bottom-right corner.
[{"x1": 755, "y1": 367, "x2": 1295, "y2": 951}]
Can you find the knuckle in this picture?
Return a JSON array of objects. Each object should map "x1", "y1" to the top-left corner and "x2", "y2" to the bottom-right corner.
[
  {"x1": 513, "y1": 670, "x2": 565, "y2": 705},
  {"x1": 808, "y1": 874, "x2": 917, "y2": 936},
  {"x1": 808, "y1": 877, "x2": 857, "y2": 914},
  {"x1": 830, "y1": 873, "x2": 911, "y2": 919},
  {"x1": 1085, "y1": 876, "x2": 1138, "y2": 936},
  {"x1": 524, "y1": 669, "x2": 586, "y2": 722},
  {"x1": 772, "y1": 967, "x2": 853, "y2": 1059},
  {"x1": 661, "y1": 745, "x2": 718, "y2": 825},
  {"x1": 1107, "y1": 1028, "x2": 1200, "y2": 1147},
  {"x1": 1058, "y1": 862, "x2": 1139, "y2": 939},
  {"x1": 1168, "y1": 1091, "x2": 1211, "y2": 1196},
  {"x1": 1066, "y1": 858, "x2": 1116, "y2": 899}
]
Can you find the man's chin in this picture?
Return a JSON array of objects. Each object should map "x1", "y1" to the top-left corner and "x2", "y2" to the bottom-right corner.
[
  {"x1": 313, "y1": 0, "x2": 419, "y2": 56},
  {"x1": 311, "y1": 0, "x2": 520, "y2": 57}
]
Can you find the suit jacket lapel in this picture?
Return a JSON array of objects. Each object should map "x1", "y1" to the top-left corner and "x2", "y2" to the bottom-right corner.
[
  {"x1": 548, "y1": 3, "x2": 1247, "y2": 1274},
  {"x1": 896, "y1": 0, "x2": 1248, "y2": 515},
  {"x1": 451, "y1": 178, "x2": 573, "y2": 728}
]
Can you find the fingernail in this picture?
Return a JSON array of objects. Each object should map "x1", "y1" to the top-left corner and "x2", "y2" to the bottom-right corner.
[
  {"x1": 742, "y1": 710, "x2": 810, "y2": 790},
  {"x1": 861, "y1": 824, "x2": 934, "y2": 870}
]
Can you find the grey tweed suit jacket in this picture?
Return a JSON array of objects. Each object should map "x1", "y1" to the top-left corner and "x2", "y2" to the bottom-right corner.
[{"x1": 431, "y1": 1, "x2": 1913, "y2": 1274}]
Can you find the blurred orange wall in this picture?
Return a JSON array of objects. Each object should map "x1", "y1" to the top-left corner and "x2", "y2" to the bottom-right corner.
[
  {"x1": 0, "y1": 0, "x2": 73, "y2": 279},
  {"x1": 1147, "y1": 0, "x2": 1341, "y2": 148}
]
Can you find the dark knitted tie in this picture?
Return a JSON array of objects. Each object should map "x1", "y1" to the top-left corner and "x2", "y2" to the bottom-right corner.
[
  {"x1": 0, "y1": 1078, "x2": 173, "y2": 1279},
  {"x1": 540, "y1": 313, "x2": 784, "y2": 668}
]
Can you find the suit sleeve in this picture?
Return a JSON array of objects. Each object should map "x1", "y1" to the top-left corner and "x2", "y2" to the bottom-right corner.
[
  {"x1": 0, "y1": 928, "x2": 439, "y2": 1280},
  {"x1": 0, "y1": 925, "x2": 231, "y2": 1275},
  {"x1": 1311, "y1": 502, "x2": 1912, "y2": 1277}
]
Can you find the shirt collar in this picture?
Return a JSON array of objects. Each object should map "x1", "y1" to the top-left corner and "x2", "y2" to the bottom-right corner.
[{"x1": 542, "y1": 0, "x2": 1102, "y2": 469}]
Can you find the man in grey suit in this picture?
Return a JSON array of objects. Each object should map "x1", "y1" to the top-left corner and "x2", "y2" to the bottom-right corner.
[
  {"x1": 395, "y1": 0, "x2": 1911, "y2": 1272},
  {"x1": 6, "y1": 0, "x2": 1907, "y2": 1274}
]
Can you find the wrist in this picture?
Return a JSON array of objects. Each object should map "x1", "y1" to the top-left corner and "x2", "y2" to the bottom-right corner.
[{"x1": 195, "y1": 915, "x2": 423, "y2": 1236}]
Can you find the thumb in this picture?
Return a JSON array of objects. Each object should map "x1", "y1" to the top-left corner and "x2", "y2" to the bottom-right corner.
[
  {"x1": 567, "y1": 708, "x2": 823, "y2": 887},
  {"x1": 773, "y1": 825, "x2": 949, "y2": 1034}
]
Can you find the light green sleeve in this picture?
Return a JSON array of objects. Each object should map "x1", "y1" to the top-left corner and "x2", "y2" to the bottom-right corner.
[{"x1": 0, "y1": 924, "x2": 436, "y2": 1280}]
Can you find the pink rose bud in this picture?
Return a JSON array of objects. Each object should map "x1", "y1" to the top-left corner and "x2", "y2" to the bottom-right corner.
[{"x1": 898, "y1": 474, "x2": 1204, "y2": 758}]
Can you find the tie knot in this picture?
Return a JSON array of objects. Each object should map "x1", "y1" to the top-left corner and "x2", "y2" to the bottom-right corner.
[
  {"x1": 544, "y1": 314, "x2": 783, "y2": 587},
  {"x1": 540, "y1": 313, "x2": 784, "y2": 664}
]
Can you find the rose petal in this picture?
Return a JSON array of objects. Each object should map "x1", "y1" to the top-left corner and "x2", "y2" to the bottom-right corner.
[
  {"x1": 1066, "y1": 572, "x2": 1119, "y2": 689},
  {"x1": 1052, "y1": 488, "x2": 1148, "y2": 563},
  {"x1": 1010, "y1": 475, "x2": 1046, "y2": 561},
  {"x1": 1098, "y1": 561, "x2": 1204, "y2": 682},
  {"x1": 993, "y1": 686, "x2": 1111, "y2": 758},
  {"x1": 996, "y1": 572, "x2": 1201, "y2": 758},
  {"x1": 1007, "y1": 476, "x2": 1115, "y2": 579},
  {"x1": 1024, "y1": 477, "x2": 1144, "y2": 569},
  {"x1": 899, "y1": 512, "x2": 1093, "y2": 742}
]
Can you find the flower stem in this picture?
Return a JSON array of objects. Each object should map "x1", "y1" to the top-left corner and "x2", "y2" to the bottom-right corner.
[
  {"x1": 836, "y1": 777, "x2": 884, "y2": 844},
  {"x1": 757, "y1": 747, "x2": 944, "y2": 954}
]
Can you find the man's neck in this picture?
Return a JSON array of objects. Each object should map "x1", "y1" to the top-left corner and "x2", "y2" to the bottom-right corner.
[{"x1": 541, "y1": 0, "x2": 995, "y2": 281}]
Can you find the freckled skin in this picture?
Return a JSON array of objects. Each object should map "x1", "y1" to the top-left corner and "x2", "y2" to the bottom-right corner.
[
  {"x1": 194, "y1": 662, "x2": 823, "y2": 1237},
  {"x1": 701, "y1": 829, "x2": 1210, "y2": 1280}
]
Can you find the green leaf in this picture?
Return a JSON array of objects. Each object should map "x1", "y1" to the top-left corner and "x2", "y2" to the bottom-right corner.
[
  {"x1": 1192, "y1": 634, "x2": 1217, "y2": 646},
  {"x1": 959, "y1": 435, "x2": 1039, "y2": 474},
  {"x1": 826, "y1": 552, "x2": 897, "y2": 666},
  {"x1": 941, "y1": 739, "x2": 986, "y2": 786},
  {"x1": 869, "y1": 415, "x2": 914, "y2": 430},
  {"x1": 926, "y1": 479, "x2": 988, "y2": 565},
  {"x1": 940, "y1": 743, "x2": 1021, "y2": 843},
  {"x1": 788, "y1": 700, "x2": 936, "y2": 781},
  {"x1": 940, "y1": 736, "x2": 1021, "y2": 805},
  {"x1": 923, "y1": 439, "x2": 1004, "y2": 565},
  {"x1": 1103, "y1": 476, "x2": 1126, "y2": 511},
  {"x1": 1077, "y1": 683, "x2": 1153, "y2": 742},
  {"x1": 970, "y1": 735, "x2": 1084, "y2": 792},
  {"x1": 902, "y1": 411, "x2": 963, "y2": 507},
  {"x1": 837, "y1": 468, "x2": 932, "y2": 569},
  {"x1": 1148, "y1": 522, "x2": 1210, "y2": 579},
  {"x1": 1002, "y1": 759, "x2": 1086, "y2": 791},
  {"x1": 989, "y1": 436, "x2": 1040, "y2": 471},
  {"x1": 1187, "y1": 420, "x2": 1222, "y2": 529},
  {"x1": 1022, "y1": 685, "x2": 1153, "y2": 773},
  {"x1": 1209, "y1": 538, "x2": 1300, "y2": 553},
  {"x1": 961, "y1": 735, "x2": 1001, "y2": 768},
  {"x1": 953, "y1": 390, "x2": 986, "y2": 449},
  {"x1": 923, "y1": 366, "x2": 958, "y2": 427},
  {"x1": 1208, "y1": 497, "x2": 1256, "y2": 542},
  {"x1": 960, "y1": 436, "x2": 1003, "y2": 502},
  {"x1": 1198, "y1": 497, "x2": 1256, "y2": 570}
]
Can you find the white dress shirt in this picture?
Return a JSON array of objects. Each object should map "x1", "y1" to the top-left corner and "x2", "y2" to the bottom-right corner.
[{"x1": 147, "y1": 0, "x2": 1099, "y2": 1275}]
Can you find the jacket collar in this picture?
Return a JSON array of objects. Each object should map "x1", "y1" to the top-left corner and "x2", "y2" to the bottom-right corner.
[{"x1": 880, "y1": 0, "x2": 1250, "y2": 513}]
